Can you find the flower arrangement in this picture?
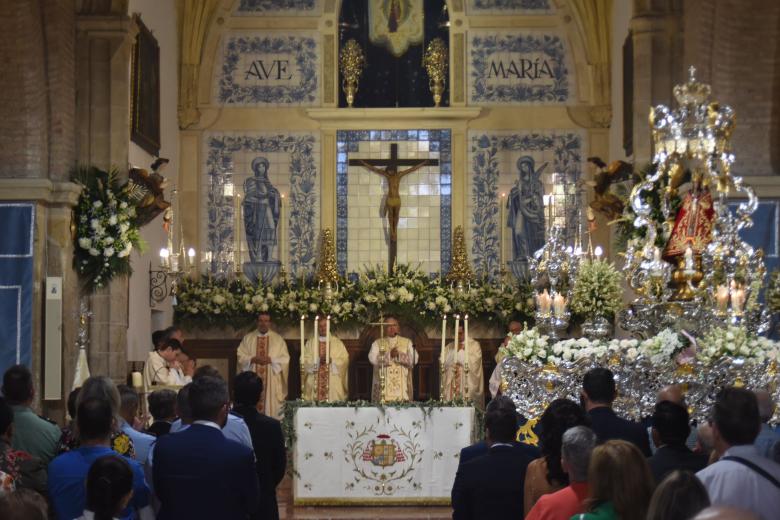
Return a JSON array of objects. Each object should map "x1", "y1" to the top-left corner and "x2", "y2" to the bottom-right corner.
[
  {"x1": 570, "y1": 258, "x2": 623, "y2": 318},
  {"x1": 637, "y1": 328, "x2": 685, "y2": 364},
  {"x1": 72, "y1": 167, "x2": 143, "y2": 292},
  {"x1": 697, "y1": 325, "x2": 780, "y2": 363},
  {"x1": 173, "y1": 263, "x2": 534, "y2": 331},
  {"x1": 499, "y1": 327, "x2": 550, "y2": 364}
]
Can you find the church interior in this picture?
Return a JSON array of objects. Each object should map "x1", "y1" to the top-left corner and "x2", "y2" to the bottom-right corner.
[{"x1": 1, "y1": 0, "x2": 780, "y2": 518}]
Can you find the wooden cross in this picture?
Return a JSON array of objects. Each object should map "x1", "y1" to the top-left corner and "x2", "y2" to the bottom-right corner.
[{"x1": 348, "y1": 143, "x2": 440, "y2": 272}]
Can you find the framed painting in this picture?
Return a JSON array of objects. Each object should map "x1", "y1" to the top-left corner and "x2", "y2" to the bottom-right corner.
[{"x1": 131, "y1": 16, "x2": 160, "y2": 156}]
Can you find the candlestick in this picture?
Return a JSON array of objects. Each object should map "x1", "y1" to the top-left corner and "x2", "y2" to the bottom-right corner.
[
  {"x1": 731, "y1": 287, "x2": 746, "y2": 314},
  {"x1": 325, "y1": 315, "x2": 331, "y2": 366},
  {"x1": 684, "y1": 245, "x2": 694, "y2": 272},
  {"x1": 131, "y1": 371, "x2": 143, "y2": 389}
]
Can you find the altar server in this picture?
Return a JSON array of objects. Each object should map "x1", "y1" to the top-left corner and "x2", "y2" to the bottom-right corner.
[
  {"x1": 236, "y1": 312, "x2": 290, "y2": 419},
  {"x1": 368, "y1": 316, "x2": 417, "y2": 402},
  {"x1": 302, "y1": 316, "x2": 349, "y2": 401},
  {"x1": 443, "y1": 323, "x2": 484, "y2": 408}
]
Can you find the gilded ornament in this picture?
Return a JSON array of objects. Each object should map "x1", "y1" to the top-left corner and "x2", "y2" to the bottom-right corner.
[
  {"x1": 316, "y1": 228, "x2": 340, "y2": 299},
  {"x1": 446, "y1": 226, "x2": 474, "y2": 286},
  {"x1": 423, "y1": 38, "x2": 448, "y2": 107},
  {"x1": 339, "y1": 39, "x2": 365, "y2": 108}
]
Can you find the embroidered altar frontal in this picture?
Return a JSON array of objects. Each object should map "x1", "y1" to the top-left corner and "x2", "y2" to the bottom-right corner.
[{"x1": 292, "y1": 406, "x2": 474, "y2": 505}]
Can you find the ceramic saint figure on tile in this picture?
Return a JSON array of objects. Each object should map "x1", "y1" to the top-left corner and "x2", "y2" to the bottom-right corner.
[
  {"x1": 507, "y1": 155, "x2": 548, "y2": 260},
  {"x1": 243, "y1": 156, "x2": 281, "y2": 263}
]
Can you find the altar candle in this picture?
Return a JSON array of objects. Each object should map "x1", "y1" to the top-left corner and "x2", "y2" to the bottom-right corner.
[
  {"x1": 131, "y1": 371, "x2": 143, "y2": 389},
  {"x1": 313, "y1": 316, "x2": 319, "y2": 364},
  {"x1": 299, "y1": 315, "x2": 305, "y2": 372},
  {"x1": 653, "y1": 247, "x2": 662, "y2": 263},
  {"x1": 537, "y1": 289, "x2": 552, "y2": 315},
  {"x1": 453, "y1": 315, "x2": 460, "y2": 363},
  {"x1": 731, "y1": 288, "x2": 746, "y2": 313},
  {"x1": 280, "y1": 194, "x2": 287, "y2": 269},
  {"x1": 325, "y1": 315, "x2": 331, "y2": 365},
  {"x1": 235, "y1": 193, "x2": 242, "y2": 271},
  {"x1": 553, "y1": 293, "x2": 566, "y2": 317},
  {"x1": 440, "y1": 315, "x2": 447, "y2": 364},
  {"x1": 716, "y1": 285, "x2": 729, "y2": 312},
  {"x1": 463, "y1": 314, "x2": 469, "y2": 395},
  {"x1": 499, "y1": 193, "x2": 506, "y2": 272}
]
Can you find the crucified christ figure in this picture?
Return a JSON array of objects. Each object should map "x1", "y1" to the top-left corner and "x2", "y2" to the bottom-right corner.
[{"x1": 349, "y1": 143, "x2": 440, "y2": 271}]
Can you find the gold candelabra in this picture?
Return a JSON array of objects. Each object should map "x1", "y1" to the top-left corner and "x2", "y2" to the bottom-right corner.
[
  {"x1": 423, "y1": 38, "x2": 448, "y2": 107},
  {"x1": 339, "y1": 39, "x2": 365, "y2": 108}
]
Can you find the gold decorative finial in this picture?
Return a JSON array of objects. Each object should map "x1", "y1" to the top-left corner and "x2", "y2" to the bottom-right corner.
[
  {"x1": 423, "y1": 38, "x2": 448, "y2": 107},
  {"x1": 447, "y1": 226, "x2": 474, "y2": 284},
  {"x1": 316, "y1": 228, "x2": 339, "y2": 285},
  {"x1": 339, "y1": 39, "x2": 365, "y2": 108}
]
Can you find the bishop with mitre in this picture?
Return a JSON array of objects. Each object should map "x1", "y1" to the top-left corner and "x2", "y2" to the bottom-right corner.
[
  {"x1": 368, "y1": 316, "x2": 417, "y2": 402},
  {"x1": 237, "y1": 312, "x2": 290, "y2": 419},
  {"x1": 302, "y1": 316, "x2": 349, "y2": 401},
  {"x1": 442, "y1": 322, "x2": 484, "y2": 408}
]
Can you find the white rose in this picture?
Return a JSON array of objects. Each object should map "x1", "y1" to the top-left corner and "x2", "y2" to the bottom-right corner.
[
  {"x1": 119, "y1": 201, "x2": 128, "y2": 209},
  {"x1": 309, "y1": 303, "x2": 318, "y2": 312},
  {"x1": 90, "y1": 219, "x2": 100, "y2": 230},
  {"x1": 427, "y1": 302, "x2": 436, "y2": 310},
  {"x1": 523, "y1": 348, "x2": 533, "y2": 358},
  {"x1": 260, "y1": 303, "x2": 269, "y2": 312},
  {"x1": 245, "y1": 303, "x2": 253, "y2": 311},
  {"x1": 213, "y1": 295, "x2": 226, "y2": 305},
  {"x1": 93, "y1": 200, "x2": 103, "y2": 208},
  {"x1": 288, "y1": 303, "x2": 296, "y2": 311},
  {"x1": 739, "y1": 345, "x2": 751, "y2": 356},
  {"x1": 78, "y1": 238, "x2": 91, "y2": 249},
  {"x1": 108, "y1": 215, "x2": 118, "y2": 225},
  {"x1": 103, "y1": 247, "x2": 114, "y2": 257},
  {"x1": 89, "y1": 248, "x2": 99, "y2": 256}
]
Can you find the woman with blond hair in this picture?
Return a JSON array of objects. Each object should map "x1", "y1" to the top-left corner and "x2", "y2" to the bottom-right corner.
[{"x1": 572, "y1": 440, "x2": 655, "y2": 520}]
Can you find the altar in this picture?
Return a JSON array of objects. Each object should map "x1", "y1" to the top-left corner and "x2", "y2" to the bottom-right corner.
[{"x1": 289, "y1": 404, "x2": 474, "y2": 505}]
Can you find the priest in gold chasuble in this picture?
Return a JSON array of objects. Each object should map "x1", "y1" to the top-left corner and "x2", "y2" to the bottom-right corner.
[
  {"x1": 442, "y1": 324, "x2": 484, "y2": 408},
  {"x1": 236, "y1": 312, "x2": 290, "y2": 419},
  {"x1": 368, "y1": 316, "x2": 417, "y2": 402},
  {"x1": 302, "y1": 318, "x2": 349, "y2": 402}
]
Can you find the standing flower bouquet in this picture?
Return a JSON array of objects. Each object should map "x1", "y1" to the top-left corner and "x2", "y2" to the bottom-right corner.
[
  {"x1": 73, "y1": 167, "x2": 143, "y2": 292},
  {"x1": 638, "y1": 328, "x2": 684, "y2": 364},
  {"x1": 570, "y1": 259, "x2": 623, "y2": 318},
  {"x1": 698, "y1": 326, "x2": 780, "y2": 363},
  {"x1": 499, "y1": 327, "x2": 550, "y2": 364}
]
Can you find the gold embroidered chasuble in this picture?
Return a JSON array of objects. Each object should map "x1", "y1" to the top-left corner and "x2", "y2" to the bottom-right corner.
[{"x1": 236, "y1": 329, "x2": 290, "y2": 419}]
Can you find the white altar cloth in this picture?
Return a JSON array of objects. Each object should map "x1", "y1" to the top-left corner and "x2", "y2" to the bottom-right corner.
[{"x1": 292, "y1": 405, "x2": 475, "y2": 505}]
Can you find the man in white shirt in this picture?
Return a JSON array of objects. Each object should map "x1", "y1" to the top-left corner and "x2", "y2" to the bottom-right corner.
[
  {"x1": 368, "y1": 316, "x2": 417, "y2": 402},
  {"x1": 236, "y1": 312, "x2": 290, "y2": 419},
  {"x1": 697, "y1": 387, "x2": 780, "y2": 520}
]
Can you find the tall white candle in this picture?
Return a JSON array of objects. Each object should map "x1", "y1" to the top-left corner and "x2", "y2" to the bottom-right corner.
[
  {"x1": 325, "y1": 315, "x2": 331, "y2": 365},
  {"x1": 299, "y1": 315, "x2": 305, "y2": 382},
  {"x1": 313, "y1": 316, "x2": 319, "y2": 364},
  {"x1": 453, "y1": 314, "x2": 460, "y2": 365},
  {"x1": 235, "y1": 193, "x2": 242, "y2": 271},
  {"x1": 499, "y1": 193, "x2": 506, "y2": 272},
  {"x1": 440, "y1": 315, "x2": 447, "y2": 364},
  {"x1": 280, "y1": 194, "x2": 287, "y2": 269},
  {"x1": 463, "y1": 314, "x2": 469, "y2": 397}
]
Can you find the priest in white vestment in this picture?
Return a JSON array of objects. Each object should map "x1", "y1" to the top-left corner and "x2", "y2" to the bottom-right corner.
[
  {"x1": 368, "y1": 316, "x2": 417, "y2": 402},
  {"x1": 302, "y1": 317, "x2": 349, "y2": 401},
  {"x1": 236, "y1": 312, "x2": 290, "y2": 419},
  {"x1": 442, "y1": 323, "x2": 484, "y2": 408},
  {"x1": 143, "y1": 338, "x2": 184, "y2": 390}
]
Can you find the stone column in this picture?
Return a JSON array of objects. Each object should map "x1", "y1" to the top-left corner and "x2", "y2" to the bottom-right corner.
[
  {"x1": 630, "y1": 0, "x2": 684, "y2": 163},
  {"x1": 75, "y1": 12, "x2": 137, "y2": 383}
]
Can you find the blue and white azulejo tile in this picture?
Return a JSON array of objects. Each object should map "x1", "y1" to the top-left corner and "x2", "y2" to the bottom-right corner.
[
  {"x1": 234, "y1": 0, "x2": 322, "y2": 16},
  {"x1": 466, "y1": 0, "x2": 554, "y2": 15},
  {"x1": 214, "y1": 31, "x2": 321, "y2": 106},
  {"x1": 468, "y1": 30, "x2": 572, "y2": 105}
]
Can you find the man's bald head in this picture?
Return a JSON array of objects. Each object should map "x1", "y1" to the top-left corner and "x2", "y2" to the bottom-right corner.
[
  {"x1": 507, "y1": 321, "x2": 522, "y2": 335},
  {"x1": 658, "y1": 384, "x2": 685, "y2": 406},
  {"x1": 693, "y1": 506, "x2": 758, "y2": 520},
  {"x1": 754, "y1": 389, "x2": 775, "y2": 423}
]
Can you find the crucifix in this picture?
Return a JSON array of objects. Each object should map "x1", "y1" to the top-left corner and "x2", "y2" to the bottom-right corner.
[{"x1": 348, "y1": 143, "x2": 439, "y2": 272}]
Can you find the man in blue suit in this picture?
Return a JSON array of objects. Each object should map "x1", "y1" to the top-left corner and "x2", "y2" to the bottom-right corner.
[
  {"x1": 153, "y1": 375, "x2": 259, "y2": 519},
  {"x1": 452, "y1": 395, "x2": 535, "y2": 519},
  {"x1": 458, "y1": 396, "x2": 539, "y2": 467}
]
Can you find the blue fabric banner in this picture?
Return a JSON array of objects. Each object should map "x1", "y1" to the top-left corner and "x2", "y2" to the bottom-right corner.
[{"x1": 0, "y1": 203, "x2": 34, "y2": 375}]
